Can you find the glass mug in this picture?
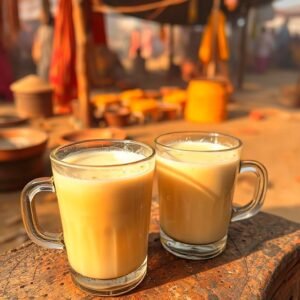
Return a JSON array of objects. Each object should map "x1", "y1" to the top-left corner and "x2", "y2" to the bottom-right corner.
[
  {"x1": 21, "y1": 140, "x2": 155, "y2": 296},
  {"x1": 155, "y1": 131, "x2": 268, "y2": 260}
]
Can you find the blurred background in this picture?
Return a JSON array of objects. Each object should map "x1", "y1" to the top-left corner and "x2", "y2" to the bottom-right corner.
[{"x1": 1, "y1": 0, "x2": 299, "y2": 90}]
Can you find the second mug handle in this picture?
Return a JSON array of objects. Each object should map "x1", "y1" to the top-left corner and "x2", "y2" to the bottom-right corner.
[
  {"x1": 231, "y1": 160, "x2": 268, "y2": 222},
  {"x1": 21, "y1": 177, "x2": 64, "y2": 250}
]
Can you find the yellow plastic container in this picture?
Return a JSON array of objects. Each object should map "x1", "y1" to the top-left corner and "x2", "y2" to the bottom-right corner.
[{"x1": 185, "y1": 79, "x2": 227, "y2": 123}]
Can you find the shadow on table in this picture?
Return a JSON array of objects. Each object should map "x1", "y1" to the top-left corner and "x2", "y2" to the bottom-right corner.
[
  {"x1": 227, "y1": 108, "x2": 249, "y2": 120},
  {"x1": 135, "y1": 211, "x2": 300, "y2": 294},
  {"x1": 263, "y1": 206, "x2": 300, "y2": 225}
]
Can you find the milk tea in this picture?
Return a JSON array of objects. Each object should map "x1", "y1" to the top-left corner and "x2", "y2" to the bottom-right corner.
[
  {"x1": 52, "y1": 150, "x2": 154, "y2": 279},
  {"x1": 157, "y1": 141, "x2": 239, "y2": 244}
]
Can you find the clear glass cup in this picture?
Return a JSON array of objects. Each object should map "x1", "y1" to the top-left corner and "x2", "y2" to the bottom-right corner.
[
  {"x1": 155, "y1": 132, "x2": 268, "y2": 260},
  {"x1": 21, "y1": 140, "x2": 155, "y2": 296}
]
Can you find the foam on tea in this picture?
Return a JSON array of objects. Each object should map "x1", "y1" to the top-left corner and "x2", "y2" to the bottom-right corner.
[
  {"x1": 53, "y1": 150, "x2": 154, "y2": 279},
  {"x1": 65, "y1": 150, "x2": 144, "y2": 166},
  {"x1": 157, "y1": 141, "x2": 239, "y2": 244}
]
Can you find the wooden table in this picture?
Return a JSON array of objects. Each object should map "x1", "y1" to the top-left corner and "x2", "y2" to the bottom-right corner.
[
  {"x1": 1, "y1": 200, "x2": 300, "y2": 299},
  {"x1": 1, "y1": 112, "x2": 300, "y2": 299}
]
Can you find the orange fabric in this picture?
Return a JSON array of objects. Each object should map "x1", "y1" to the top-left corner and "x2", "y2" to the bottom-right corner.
[
  {"x1": 50, "y1": 0, "x2": 76, "y2": 109},
  {"x1": 199, "y1": 10, "x2": 229, "y2": 64}
]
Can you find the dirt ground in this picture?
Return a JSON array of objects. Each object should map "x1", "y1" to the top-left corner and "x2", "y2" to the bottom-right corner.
[{"x1": 0, "y1": 69, "x2": 299, "y2": 254}]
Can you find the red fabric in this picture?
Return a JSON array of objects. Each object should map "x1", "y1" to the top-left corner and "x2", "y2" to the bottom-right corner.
[
  {"x1": 91, "y1": 12, "x2": 106, "y2": 46},
  {"x1": 0, "y1": 44, "x2": 13, "y2": 100},
  {"x1": 49, "y1": 0, "x2": 77, "y2": 109}
]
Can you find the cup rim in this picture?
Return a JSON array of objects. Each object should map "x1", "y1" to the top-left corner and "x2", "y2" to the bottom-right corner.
[
  {"x1": 50, "y1": 139, "x2": 155, "y2": 169},
  {"x1": 154, "y1": 131, "x2": 242, "y2": 153}
]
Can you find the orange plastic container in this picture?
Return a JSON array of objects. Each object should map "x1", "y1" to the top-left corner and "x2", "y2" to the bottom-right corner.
[{"x1": 185, "y1": 79, "x2": 228, "y2": 123}]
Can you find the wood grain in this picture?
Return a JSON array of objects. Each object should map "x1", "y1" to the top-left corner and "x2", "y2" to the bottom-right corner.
[{"x1": 0, "y1": 200, "x2": 299, "y2": 299}]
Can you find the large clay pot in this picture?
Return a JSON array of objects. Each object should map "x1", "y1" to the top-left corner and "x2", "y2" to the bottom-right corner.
[
  {"x1": 185, "y1": 79, "x2": 228, "y2": 123},
  {"x1": 10, "y1": 75, "x2": 53, "y2": 118},
  {"x1": 104, "y1": 108, "x2": 131, "y2": 127}
]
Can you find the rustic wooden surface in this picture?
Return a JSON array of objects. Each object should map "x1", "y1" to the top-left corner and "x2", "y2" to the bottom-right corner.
[
  {"x1": 1, "y1": 197, "x2": 299, "y2": 299},
  {"x1": 1, "y1": 80, "x2": 300, "y2": 299}
]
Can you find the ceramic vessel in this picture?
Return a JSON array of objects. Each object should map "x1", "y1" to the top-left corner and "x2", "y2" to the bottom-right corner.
[{"x1": 0, "y1": 128, "x2": 48, "y2": 190}]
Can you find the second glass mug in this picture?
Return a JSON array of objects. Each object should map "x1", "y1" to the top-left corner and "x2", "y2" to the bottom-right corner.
[
  {"x1": 21, "y1": 140, "x2": 155, "y2": 296},
  {"x1": 155, "y1": 131, "x2": 268, "y2": 260}
]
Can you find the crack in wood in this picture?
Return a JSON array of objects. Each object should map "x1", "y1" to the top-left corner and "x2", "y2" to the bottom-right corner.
[
  {"x1": 228, "y1": 234, "x2": 250, "y2": 297},
  {"x1": 31, "y1": 265, "x2": 38, "y2": 283},
  {"x1": 2, "y1": 256, "x2": 25, "y2": 296}
]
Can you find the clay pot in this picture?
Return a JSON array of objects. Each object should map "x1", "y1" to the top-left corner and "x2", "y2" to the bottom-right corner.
[
  {"x1": 10, "y1": 75, "x2": 53, "y2": 118},
  {"x1": 144, "y1": 89, "x2": 161, "y2": 99},
  {"x1": 0, "y1": 115, "x2": 28, "y2": 128},
  {"x1": 0, "y1": 128, "x2": 48, "y2": 191},
  {"x1": 160, "y1": 103, "x2": 180, "y2": 120},
  {"x1": 104, "y1": 108, "x2": 131, "y2": 127}
]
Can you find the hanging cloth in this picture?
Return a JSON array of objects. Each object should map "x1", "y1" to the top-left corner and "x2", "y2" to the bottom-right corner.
[
  {"x1": 198, "y1": 10, "x2": 229, "y2": 64},
  {"x1": 49, "y1": 0, "x2": 77, "y2": 112},
  {"x1": 0, "y1": 0, "x2": 3, "y2": 46},
  {"x1": 91, "y1": 12, "x2": 107, "y2": 46},
  {"x1": 0, "y1": 44, "x2": 13, "y2": 100},
  {"x1": 85, "y1": 0, "x2": 107, "y2": 46}
]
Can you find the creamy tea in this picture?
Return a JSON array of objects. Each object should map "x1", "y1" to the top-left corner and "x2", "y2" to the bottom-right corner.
[
  {"x1": 157, "y1": 141, "x2": 239, "y2": 244},
  {"x1": 53, "y1": 150, "x2": 154, "y2": 279}
]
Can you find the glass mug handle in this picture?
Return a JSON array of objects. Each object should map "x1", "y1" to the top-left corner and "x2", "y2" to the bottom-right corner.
[
  {"x1": 21, "y1": 177, "x2": 64, "y2": 249},
  {"x1": 231, "y1": 160, "x2": 268, "y2": 222}
]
